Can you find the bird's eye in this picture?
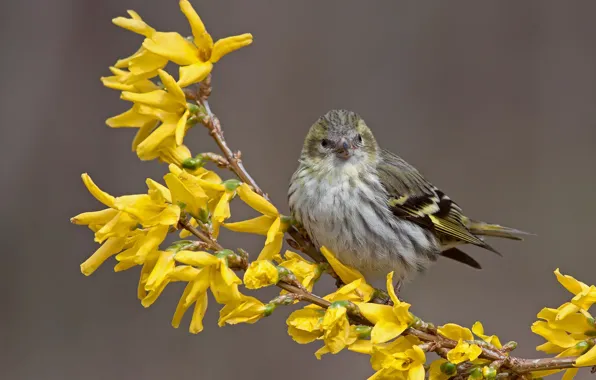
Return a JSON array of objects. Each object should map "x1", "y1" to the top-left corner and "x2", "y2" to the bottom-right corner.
[
  {"x1": 356, "y1": 134, "x2": 362, "y2": 143},
  {"x1": 321, "y1": 139, "x2": 331, "y2": 148}
]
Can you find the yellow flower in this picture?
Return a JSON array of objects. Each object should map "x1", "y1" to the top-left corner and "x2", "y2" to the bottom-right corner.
[
  {"x1": 447, "y1": 339, "x2": 482, "y2": 364},
  {"x1": 224, "y1": 183, "x2": 288, "y2": 260},
  {"x1": 121, "y1": 70, "x2": 193, "y2": 156},
  {"x1": 164, "y1": 164, "x2": 209, "y2": 218},
  {"x1": 278, "y1": 250, "x2": 322, "y2": 291},
  {"x1": 356, "y1": 272, "x2": 413, "y2": 344},
  {"x1": 325, "y1": 279, "x2": 372, "y2": 303},
  {"x1": 554, "y1": 268, "x2": 596, "y2": 318},
  {"x1": 428, "y1": 359, "x2": 451, "y2": 380},
  {"x1": 532, "y1": 321, "x2": 579, "y2": 350},
  {"x1": 171, "y1": 265, "x2": 210, "y2": 333},
  {"x1": 138, "y1": 0, "x2": 253, "y2": 87},
  {"x1": 320, "y1": 246, "x2": 374, "y2": 300},
  {"x1": 174, "y1": 250, "x2": 242, "y2": 304},
  {"x1": 472, "y1": 321, "x2": 502, "y2": 349},
  {"x1": 321, "y1": 304, "x2": 353, "y2": 355},
  {"x1": 72, "y1": 174, "x2": 180, "y2": 273},
  {"x1": 287, "y1": 308, "x2": 325, "y2": 344},
  {"x1": 101, "y1": 66, "x2": 159, "y2": 92},
  {"x1": 218, "y1": 295, "x2": 267, "y2": 326},
  {"x1": 315, "y1": 324, "x2": 365, "y2": 360},
  {"x1": 243, "y1": 260, "x2": 279, "y2": 289},
  {"x1": 437, "y1": 323, "x2": 474, "y2": 341},
  {"x1": 111, "y1": 11, "x2": 168, "y2": 79},
  {"x1": 369, "y1": 336, "x2": 426, "y2": 380},
  {"x1": 537, "y1": 306, "x2": 593, "y2": 335}
]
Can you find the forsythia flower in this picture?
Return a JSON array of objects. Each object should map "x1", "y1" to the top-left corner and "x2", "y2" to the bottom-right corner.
[
  {"x1": 472, "y1": 321, "x2": 502, "y2": 349},
  {"x1": 218, "y1": 295, "x2": 267, "y2": 326},
  {"x1": 111, "y1": 10, "x2": 168, "y2": 79},
  {"x1": 287, "y1": 308, "x2": 325, "y2": 344},
  {"x1": 121, "y1": 69, "x2": 194, "y2": 158},
  {"x1": 320, "y1": 303, "x2": 354, "y2": 355},
  {"x1": 72, "y1": 174, "x2": 180, "y2": 274},
  {"x1": 243, "y1": 260, "x2": 279, "y2": 289},
  {"x1": 437, "y1": 323, "x2": 474, "y2": 341},
  {"x1": 447, "y1": 339, "x2": 483, "y2": 364},
  {"x1": 169, "y1": 0, "x2": 253, "y2": 87},
  {"x1": 357, "y1": 272, "x2": 413, "y2": 344},
  {"x1": 277, "y1": 250, "x2": 322, "y2": 291},
  {"x1": 224, "y1": 183, "x2": 289, "y2": 260},
  {"x1": 554, "y1": 268, "x2": 596, "y2": 319},
  {"x1": 320, "y1": 246, "x2": 374, "y2": 301},
  {"x1": 369, "y1": 336, "x2": 426, "y2": 380}
]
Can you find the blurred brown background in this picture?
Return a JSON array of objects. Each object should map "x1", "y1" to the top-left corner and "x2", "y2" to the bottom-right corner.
[{"x1": 2, "y1": 1, "x2": 596, "y2": 379}]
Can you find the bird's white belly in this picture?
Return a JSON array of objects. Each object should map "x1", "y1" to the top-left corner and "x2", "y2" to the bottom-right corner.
[{"x1": 289, "y1": 168, "x2": 439, "y2": 281}]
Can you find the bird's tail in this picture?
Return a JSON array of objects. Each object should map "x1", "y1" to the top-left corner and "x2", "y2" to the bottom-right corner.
[{"x1": 466, "y1": 219, "x2": 532, "y2": 240}]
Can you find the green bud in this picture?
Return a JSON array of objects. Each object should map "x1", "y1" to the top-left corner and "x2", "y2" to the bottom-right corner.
[
  {"x1": 354, "y1": 325, "x2": 372, "y2": 339},
  {"x1": 187, "y1": 103, "x2": 201, "y2": 114},
  {"x1": 502, "y1": 341, "x2": 518, "y2": 351},
  {"x1": 575, "y1": 340, "x2": 590, "y2": 352},
  {"x1": 329, "y1": 300, "x2": 350, "y2": 309},
  {"x1": 166, "y1": 240, "x2": 195, "y2": 252},
  {"x1": 280, "y1": 215, "x2": 292, "y2": 224},
  {"x1": 223, "y1": 179, "x2": 242, "y2": 191},
  {"x1": 197, "y1": 208, "x2": 210, "y2": 224},
  {"x1": 482, "y1": 366, "x2": 497, "y2": 379},
  {"x1": 215, "y1": 249, "x2": 235, "y2": 260},
  {"x1": 276, "y1": 265, "x2": 291, "y2": 278},
  {"x1": 263, "y1": 303, "x2": 276, "y2": 317},
  {"x1": 468, "y1": 367, "x2": 482, "y2": 380},
  {"x1": 186, "y1": 115, "x2": 198, "y2": 125},
  {"x1": 440, "y1": 362, "x2": 457, "y2": 376},
  {"x1": 585, "y1": 330, "x2": 596, "y2": 337},
  {"x1": 177, "y1": 201, "x2": 187, "y2": 210},
  {"x1": 182, "y1": 156, "x2": 206, "y2": 170}
]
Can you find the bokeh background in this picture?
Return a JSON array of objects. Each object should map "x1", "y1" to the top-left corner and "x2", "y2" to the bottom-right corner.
[{"x1": 2, "y1": 1, "x2": 596, "y2": 379}]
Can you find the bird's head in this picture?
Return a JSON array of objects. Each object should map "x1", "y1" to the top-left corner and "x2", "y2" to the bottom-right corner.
[{"x1": 301, "y1": 109, "x2": 379, "y2": 168}]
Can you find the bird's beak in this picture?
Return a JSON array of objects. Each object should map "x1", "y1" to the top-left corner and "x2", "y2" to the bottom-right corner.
[{"x1": 334, "y1": 138, "x2": 352, "y2": 160}]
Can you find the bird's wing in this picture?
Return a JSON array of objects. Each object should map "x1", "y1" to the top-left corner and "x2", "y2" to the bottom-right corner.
[{"x1": 377, "y1": 149, "x2": 497, "y2": 252}]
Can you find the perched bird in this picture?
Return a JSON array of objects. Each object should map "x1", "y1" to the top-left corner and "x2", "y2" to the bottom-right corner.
[{"x1": 288, "y1": 109, "x2": 528, "y2": 287}]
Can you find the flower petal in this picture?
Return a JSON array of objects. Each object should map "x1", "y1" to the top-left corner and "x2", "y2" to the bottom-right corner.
[
  {"x1": 576, "y1": 344, "x2": 596, "y2": 367},
  {"x1": 81, "y1": 173, "x2": 116, "y2": 208},
  {"x1": 236, "y1": 183, "x2": 278, "y2": 216},
  {"x1": 189, "y1": 291, "x2": 208, "y2": 334},
  {"x1": 80, "y1": 237, "x2": 126, "y2": 276},
  {"x1": 179, "y1": 0, "x2": 213, "y2": 56},
  {"x1": 178, "y1": 61, "x2": 213, "y2": 88},
  {"x1": 211, "y1": 33, "x2": 253, "y2": 63},
  {"x1": 224, "y1": 215, "x2": 275, "y2": 235},
  {"x1": 371, "y1": 320, "x2": 405, "y2": 344},
  {"x1": 175, "y1": 109, "x2": 190, "y2": 145},
  {"x1": 175, "y1": 250, "x2": 219, "y2": 267},
  {"x1": 143, "y1": 32, "x2": 199, "y2": 66},
  {"x1": 320, "y1": 246, "x2": 364, "y2": 284}
]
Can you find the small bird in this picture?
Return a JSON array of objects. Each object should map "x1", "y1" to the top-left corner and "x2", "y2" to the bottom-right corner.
[{"x1": 288, "y1": 109, "x2": 528, "y2": 287}]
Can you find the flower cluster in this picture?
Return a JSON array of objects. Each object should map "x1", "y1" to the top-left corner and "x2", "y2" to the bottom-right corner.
[
  {"x1": 101, "y1": 0, "x2": 252, "y2": 162},
  {"x1": 531, "y1": 269, "x2": 596, "y2": 379},
  {"x1": 72, "y1": 2, "x2": 596, "y2": 379}
]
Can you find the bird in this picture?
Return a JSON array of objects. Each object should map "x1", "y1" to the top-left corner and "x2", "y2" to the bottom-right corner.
[{"x1": 288, "y1": 109, "x2": 528, "y2": 289}]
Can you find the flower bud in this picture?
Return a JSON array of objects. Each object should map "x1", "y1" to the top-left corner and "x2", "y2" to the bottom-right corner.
[
  {"x1": 440, "y1": 362, "x2": 457, "y2": 376},
  {"x1": 263, "y1": 303, "x2": 277, "y2": 317},
  {"x1": 354, "y1": 325, "x2": 372, "y2": 339},
  {"x1": 468, "y1": 367, "x2": 482, "y2": 380},
  {"x1": 482, "y1": 366, "x2": 497, "y2": 379},
  {"x1": 223, "y1": 179, "x2": 241, "y2": 191}
]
